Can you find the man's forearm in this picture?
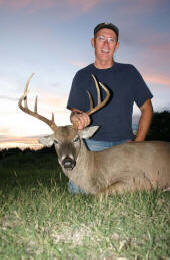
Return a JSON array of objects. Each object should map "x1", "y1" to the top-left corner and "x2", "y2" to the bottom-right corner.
[
  {"x1": 135, "y1": 113, "x2": 152, "y2": 141},
  {"x1": 135, "y1": 99, "x2": 153, "y2": 142}
]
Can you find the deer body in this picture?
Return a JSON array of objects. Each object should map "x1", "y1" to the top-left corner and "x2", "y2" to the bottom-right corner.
[
  {"x1": 19, "y1": 74, "x2": 170, "y2": 195},
  {"x1": 50, "y1": 127, "x2": 170, "y2": 195},
  {"x1": 71, "y1": 141, "x2": 170, "y2": 194}
]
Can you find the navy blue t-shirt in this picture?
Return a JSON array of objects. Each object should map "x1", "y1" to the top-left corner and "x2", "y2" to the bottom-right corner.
[{"x1": 67, "y1": 62, "x2": 153, "y2": 141}]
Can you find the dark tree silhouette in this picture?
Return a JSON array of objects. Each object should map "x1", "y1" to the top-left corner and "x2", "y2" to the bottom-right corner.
[{"x1": 146, "y1": 111, "x2": 170, "y2": 141}]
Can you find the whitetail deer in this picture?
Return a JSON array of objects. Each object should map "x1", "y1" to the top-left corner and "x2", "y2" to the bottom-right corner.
[{"x1": 18, "y1": 74, "x2": 170, "y2": 195}]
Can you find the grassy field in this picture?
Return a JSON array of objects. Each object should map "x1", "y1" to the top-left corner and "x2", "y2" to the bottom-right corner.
[{"x1": 0, "y1": 148, "x2": 169, "y2": 259}]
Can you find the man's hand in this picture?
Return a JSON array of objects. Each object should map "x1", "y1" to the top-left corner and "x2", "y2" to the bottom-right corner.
[{"x1": 70, "y1": 109, "x2": 91, "y2": 130}]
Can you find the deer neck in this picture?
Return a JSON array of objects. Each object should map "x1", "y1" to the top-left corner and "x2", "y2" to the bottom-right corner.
[
  {"x1": 64, "y1": 139, "x2": 93, "y2": 191},
  {"x1": 75, "y1": 139, "x2": 91, "y2": 169}
]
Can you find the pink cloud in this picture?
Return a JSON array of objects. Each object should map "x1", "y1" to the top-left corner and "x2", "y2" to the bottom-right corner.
[
  {"x1": 67, "y1": 0, "x2": 101, "y2": 12},
  {"x1": 144, "y1": 73, "x2": 170, "y2": 87},
  {"x1": 0, "y1": 135, "x2": 38, "y2": 143},
  {"x1": 34, "y1": 92, "x2": 68, "y2": 109},
  {"x1": 0, "y1": 0, "x2": 53, "y2": 9},
  {"x1": 139, "y1": 41, "x2": 170, "y2": 73},
  {"x1": 0, "y1": 0, "x2": 100, "y2": 12},
  {"x1": 0, "y1": 135, "x2": 42, "y2": 150},
  {"x1": 149, "y1": 43, "x2": 170, "y2": 58},
  {"x1": 0, "y1": 0, "x2": 31, "y2": 9},
  {"x1": 0, "y1": 127, "x2": 10, "y2": 135},
  {"x1": 118, "y1": 0, "x2": 163, "y2": 16},
  {"x1": 139, "y1": 33, "x2": 170, "y2": 52},
  {"x1": 21, "y1": 91, "x2": 69, "y2": 120}
]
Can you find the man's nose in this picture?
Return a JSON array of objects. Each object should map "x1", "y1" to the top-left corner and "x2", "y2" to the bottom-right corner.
[{"x1": 103, "y1": 39, "x2": 109, "y2": 46}]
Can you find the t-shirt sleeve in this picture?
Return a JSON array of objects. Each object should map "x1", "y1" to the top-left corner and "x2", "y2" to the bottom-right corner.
[
  {"x1": 67, "y1": 72, "x2": 89, "y2": 112},
  {"x1": 131, "y1": 65, "x2": 153, "y2": 108}
]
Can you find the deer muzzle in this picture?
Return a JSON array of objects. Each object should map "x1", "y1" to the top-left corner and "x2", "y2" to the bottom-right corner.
[{"x1": 62, "y1": 157, "x2": 76, "y2": 170}]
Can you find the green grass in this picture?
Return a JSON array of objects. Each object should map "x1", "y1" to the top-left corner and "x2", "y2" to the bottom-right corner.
[{"x1": 0, "y1": 149, "x2": 169, "y2": 259}]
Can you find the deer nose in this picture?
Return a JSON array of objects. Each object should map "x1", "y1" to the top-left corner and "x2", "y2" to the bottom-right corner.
[{"x1": 62, "y1": 157, "x2": 76, "y2": 170}]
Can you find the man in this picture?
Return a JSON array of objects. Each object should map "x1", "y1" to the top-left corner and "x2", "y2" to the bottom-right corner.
[{"x1": 67, "y1": 22, "x2": 153, "y2": 192}]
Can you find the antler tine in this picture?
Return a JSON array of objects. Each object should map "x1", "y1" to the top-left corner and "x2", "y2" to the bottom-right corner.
[
  {"x1": 18, "y1": 73, "x2": 34, "y2": 111},
  {"x1": 91, "y1": 74, "x2": 101, "y2": 104},
  {"x1": 87, "y1": 91, "x2": 94, "y2": 111},
  {"x1": 18, "y1": 74, "x2": 58, "y2": 132},
  {"x1": 23, "y1": 73, "x2": 34, "y2": 108},
  {"x1": 86, "y1": 74, "x2": 110, "y2": 116},
  {"x1": 52, "y1": 112, "x2": 54, "y2": 122},
  {"x1": 34, "y1": 96, "x2": 38, "y2": 113}
]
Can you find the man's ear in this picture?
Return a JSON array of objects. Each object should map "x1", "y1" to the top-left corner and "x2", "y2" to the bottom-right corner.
[
  {"x1": 39, "y1": 135, "x2": 54, "y2": 147},
  {"x1": 79, "y1": 126, "x2": 99, "y2": 139},
  {"x1": 91, "y1": 38, "x2": 95, "y2": 48},
  {"x1": 115, "y1": 41, "x2": 120, "y2": 52}
]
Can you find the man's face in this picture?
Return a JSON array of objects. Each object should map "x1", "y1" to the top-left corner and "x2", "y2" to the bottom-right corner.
[{"x1": 91, "y1": 28, "x2": 119, "y2": 65}]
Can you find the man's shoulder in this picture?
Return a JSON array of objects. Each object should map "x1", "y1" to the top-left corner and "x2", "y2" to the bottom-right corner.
[
  {"x1": 76, "y1": 64, "x2": 94, "y2": 76},
  {"x1": 72, "y1": 64, "x2": 93, "y2": 87},
  {"x1": 115, "y1": 62, "x2": 136, "y2": 72}
]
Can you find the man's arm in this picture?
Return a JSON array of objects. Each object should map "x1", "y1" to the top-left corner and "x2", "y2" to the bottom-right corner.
[{"x1": 135, "y1": 99, "x2": 153, "y2": 142}]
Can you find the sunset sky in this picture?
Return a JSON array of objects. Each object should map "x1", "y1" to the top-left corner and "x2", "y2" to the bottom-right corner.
[{"x1": 0, "y1": 0, "x2": 170, "y2": 149}]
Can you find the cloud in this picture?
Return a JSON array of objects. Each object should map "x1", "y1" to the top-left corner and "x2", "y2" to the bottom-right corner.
[
  {"x1": 0, "y1": 0, "x2": 55, "y2": 10},
  {"x1": 121, "y1": 30, "x2": 170, "y2": 78},
  {"x1": 136, "y1": 33, "x2": 170, "y2": 53},
  {"x1": 115, "y1": 0, "x2": 168, "y2": 17},
  {"x1": 0, "y1": 95, "x2": 18, "y2": 101},
  {"x1": 0, "y1": 135, "x2": 43, "y2": 150},
  {"x1": 69, "y1": 60, "x2": 87, "y2": 69},
  {"x1": 144, "y1": 74, "x2": 170, "y2": 87},
  {"x1": 0, "y1": 135, "x2": 39, "y2": 143},
  {"x1": 0, "y1": 128, "x2": 10, "y2": 136},
  {"x1": 0, "y1": 0, "x2": 101, "y2": 13},
  {"x1": 147, "y1": 42, "x2": 170, "y2": 63},
  {"x1": 67, "y1": 0, "x2": 101, "y2": 12},
  {"x1": 23, "y1": 90, "x2": 69, "y2": 112},
  {"x1": 137, "y1": 42, "x2": 170, "y2": 77}
]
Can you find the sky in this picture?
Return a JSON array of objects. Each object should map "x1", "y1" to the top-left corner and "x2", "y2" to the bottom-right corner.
[{"x1": 0, "y1": 0, "x2": 170, "y2": 149}]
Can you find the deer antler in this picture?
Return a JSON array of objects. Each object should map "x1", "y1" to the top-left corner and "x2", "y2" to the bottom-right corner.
[
  {"x1": 18, "y1": 73, "x2": 58, "y2": 132},
  {"x1": 72, "y1": 74, "x2": 110, "y2": 129},
  {"x1": 19, "y1": 74, "x2": 110, "y2": 131},
  {"x1": 86, "y1": 74, "x2": 110, "y2": 115}
]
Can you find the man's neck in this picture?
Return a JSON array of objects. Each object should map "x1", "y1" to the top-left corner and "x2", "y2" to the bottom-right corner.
[{"x1": 94, "y1": 60, "x2": 114, "y2": 69}]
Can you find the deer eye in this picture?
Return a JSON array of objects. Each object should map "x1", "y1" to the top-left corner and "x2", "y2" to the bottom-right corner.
[
  {"x1": 73, "y1": 136, "x2": 80, "y2": 143},
  {"x1": 54, "y1": 139, "x2": 59, "y2": 145}
]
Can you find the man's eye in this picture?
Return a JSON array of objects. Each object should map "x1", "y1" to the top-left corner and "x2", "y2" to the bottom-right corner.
[
  {"x1": 98, "y1": 35, "x2": 105, "y2": 41},
  {"x1": 73, "y1": 136, "x2": 80, "y2": 143},
  {"x1": 108, "y1": 38, "x2": 114, "y2": 42},
  {"x1": 54, "y1": 140, "x2": 59, "y2": 144}
]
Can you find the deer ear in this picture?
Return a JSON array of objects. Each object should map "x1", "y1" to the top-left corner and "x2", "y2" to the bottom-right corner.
[
  {"x1": 39, "y1": 135, "x2": 54, "y2": 147},
  {"x1": 79, "y1": 126, "x2": 99, "y2": 139}
]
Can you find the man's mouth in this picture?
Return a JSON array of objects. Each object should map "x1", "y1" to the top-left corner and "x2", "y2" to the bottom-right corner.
[{"x1": 101, "y1": 49, "x2": 109, "y2": 54}]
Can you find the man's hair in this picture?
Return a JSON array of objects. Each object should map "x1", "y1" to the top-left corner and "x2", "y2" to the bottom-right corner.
[{"x1": 94, "y1": 23, "x2": 119, "y2": 40}]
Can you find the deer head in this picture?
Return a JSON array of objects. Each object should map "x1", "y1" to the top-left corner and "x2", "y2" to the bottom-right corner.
[{"x1": 18, "y1": 74, "x2": 110, "y2": 170}]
